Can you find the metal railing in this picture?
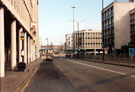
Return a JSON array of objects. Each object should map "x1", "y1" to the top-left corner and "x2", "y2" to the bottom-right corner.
[{"x1": 73, "y1": 54, "x2": 135, "y2": 67}]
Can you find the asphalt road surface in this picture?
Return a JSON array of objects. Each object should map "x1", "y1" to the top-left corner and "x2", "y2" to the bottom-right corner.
[{"x1": 25, "y1": 58, "x2": 135, "y2": 92}]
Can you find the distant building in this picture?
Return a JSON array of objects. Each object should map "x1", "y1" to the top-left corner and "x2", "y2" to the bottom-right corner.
[
  {"x1": 73, "y1": 29, "x2": 102, "y2": 54},
  {"x1": 102, "y1": 2, "x2": 135, "y2": 53},
  {"x1": 42, "y1": 45, "x2": 65, "y2": 51},
  {"x1": 65, "y1": 34, "x2": 73, "y2": 53},
  {"x1": 129, "y1": 0, "x2": 134, "y2": 2}
]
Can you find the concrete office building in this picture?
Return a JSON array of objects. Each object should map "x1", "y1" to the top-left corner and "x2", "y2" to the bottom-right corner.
[
  {"x1": 102, "y1": 1, "x2": 135, "y2": 53},
  {"x1": 73, "y1": 29, "x2": 102, "y2": 54},
  {"x1": 65, "y1": 34, "x2": 73, "y2": 52},
  {"x1": 129, "y1": 8, "x2": 135, "y2": 46},
  {"x1": 0, "y1": 0, "x2": 40, "y2": 77}
]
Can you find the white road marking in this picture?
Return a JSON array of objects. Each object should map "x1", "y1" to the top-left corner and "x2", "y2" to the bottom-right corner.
[{"x1": 69, "y1": 60, "x2": 126, "y2": 75}]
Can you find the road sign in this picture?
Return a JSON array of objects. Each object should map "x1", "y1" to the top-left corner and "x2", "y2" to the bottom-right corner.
[
  {"x1": 21, "y1": 36, "x2": 24, "y2": 40},
  {"x1": 78, "y1": 38, "x2": 81, "y2": 46},
  {"x1": 129, "y1": 48, "x2": 134, "y2": 56},
  {"x1": 21, "y1": 32, "x2": 24, "y2": 40}
]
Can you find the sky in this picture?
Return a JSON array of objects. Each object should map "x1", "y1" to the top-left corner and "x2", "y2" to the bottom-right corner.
[{"x1": 39, "y1": 0, "x2": 129, "y2": 45}]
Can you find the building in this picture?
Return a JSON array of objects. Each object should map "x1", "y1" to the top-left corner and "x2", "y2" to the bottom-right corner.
[
  {"x1": 102, "y1": 1, "x2": 135, "y2": 53},
  {"x1": 41, "y1": 45, "x2": 65, "y2": 53},
  {"x1": 73, "y1": 29, "x2": 102, "y2": 54},
  {"x1": 129, "y1": 0, "x2": 134, "y2": 2},
  {"x1": 129, "y1": 8, "x2": 135, "y2": 46},
  {"x1": 0, "y1": 0, "x2": 40, "y2": 77},
  {"x1": 65, "y1": 34, "x2": 73, "y2": 53}
]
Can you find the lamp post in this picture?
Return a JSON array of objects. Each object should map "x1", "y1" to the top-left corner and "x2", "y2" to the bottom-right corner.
[
  {"x1": 102, "y1": 0, "x2": 104, "y2": 10},
  {"x1": 72, "y1": 6, "x2": 75, "y2": 54},
  {"x1": 102, "y1": 0, "x2": 105, "y2": 62},
  {"x1": 46, "y1": 38, "x2": 48, "y2": 53}
]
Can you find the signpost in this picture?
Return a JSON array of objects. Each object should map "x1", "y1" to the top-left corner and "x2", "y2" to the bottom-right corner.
[{"x1": 129, "y1": 48, "x2": 134, "y2": 60}]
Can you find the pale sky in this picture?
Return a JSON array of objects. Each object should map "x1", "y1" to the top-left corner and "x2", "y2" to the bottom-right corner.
[{"x1": 39, "y1": 0, "x2": 129, "y2": 45}]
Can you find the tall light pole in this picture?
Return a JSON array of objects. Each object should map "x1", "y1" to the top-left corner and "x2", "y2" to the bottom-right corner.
[
  {"x1": 72, "y1": 6, "x2": 75, "y2": 53},
  {"x1": 46, "y1": 38, "x2": 48, "y2": 53},
  {"x1": 102, "y1": 0, "x2": 104, "y2": 10},
  {"x1": 102, "y1": 0, "x2": 105, "y2": 62}
]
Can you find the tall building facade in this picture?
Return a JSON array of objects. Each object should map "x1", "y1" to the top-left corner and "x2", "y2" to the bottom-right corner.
[
  {"x1": 73, "y1": 29, "x2": 102, "y2": 54},
  {"x1": 129, "y1": 8, "x2": 135, "y2": 46},
  {"x1": 65, "y1": 34, "x2": 73, "y2": 52},
  {"x1": 0, "y1": 0, "x2": 40, "y2": 77},
  {"x1": 102, "y1": 2, "x2": 135, "y2": 53}
]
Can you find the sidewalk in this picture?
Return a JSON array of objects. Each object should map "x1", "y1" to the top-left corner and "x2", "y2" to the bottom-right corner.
[
  {"x1": 75, "y1": 58, "x2": 135, "y2": 67},
  {"x1": 1, "y1": 58, "x2": 45, "y2": 92}
]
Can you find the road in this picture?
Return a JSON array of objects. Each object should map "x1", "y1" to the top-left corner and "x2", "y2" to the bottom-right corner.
[{"x1": 25, "y1": 58, "x2": 135, "y2": 92}]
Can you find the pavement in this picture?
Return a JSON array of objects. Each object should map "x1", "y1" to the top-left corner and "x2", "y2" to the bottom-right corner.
[{"x1": 1, "y1": 58, "x2": 44, "y2": 92}]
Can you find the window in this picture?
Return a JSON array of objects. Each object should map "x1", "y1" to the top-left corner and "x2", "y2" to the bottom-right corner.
[{"x1": 130, "y1": 13, "x2": 135, "y2": 22}]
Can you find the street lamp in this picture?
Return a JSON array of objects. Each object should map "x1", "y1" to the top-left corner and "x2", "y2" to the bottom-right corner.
[
  {"x1": 102, "y1": 0, "x2": 104, "y2": 10},
  {"x1": 102, "y1": 0, "x2": 105, "y2": 62},
  {"x1": 72, "y1": 6, "x2": 76, "y2": 54},
  {"x1": 46, "y1": 38, "x2": 48, "y2": 53}
]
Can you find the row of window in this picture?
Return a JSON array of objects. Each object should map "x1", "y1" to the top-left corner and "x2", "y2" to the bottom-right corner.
[
  {"x1": 102, "y1": 6, "x2": 114, "y2": 19},
  {"x1": 67, "y1": 36, "x2": 73, "y2": 40},
  {"x1": 76, "y1": 37, "x2": 101, "y2": 40},
  {"x1": 76, "y1": 45, "x2": 102, "y2": 48},
  {"x1": 75, "y1": 33, "x2": 101, "y2": 36},
  {"x1": 130, "y1": 24, "x2": 135, "y2": 33},
  {"x1": 131, "y1": 35, "x2": 135, "y2": 43},
  {"x1": 102, "y1": 17, "x2": 114, "y2": 27},
  {"x1": 130, "y1": 13, "x2": 135, "y2": 22},
  {"x1": 75, "y1": 42, "x2": 102, "y2": 46},
  {"x1": 130, "y1": 24, "x2": 135, "y2": 44},
  {"x1": 103, "y1": 27, "x2": 114, "y2": 36},
  {"x1": 103, "y1": 39, "x2": 114, "y2": 45}
]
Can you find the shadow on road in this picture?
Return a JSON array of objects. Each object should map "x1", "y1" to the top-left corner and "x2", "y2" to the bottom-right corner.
[
  {"x1": 25, "y1": 60, "x2": 79, "y2": 92},
  {"x1": 78, "y1": 72, "x2": 135, "y2": 91}
]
